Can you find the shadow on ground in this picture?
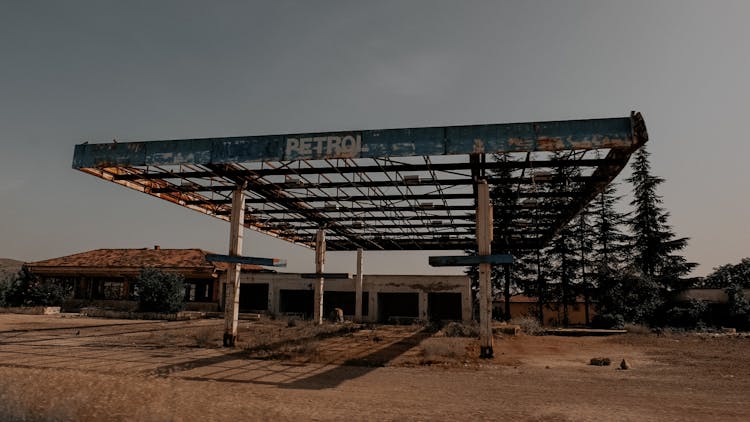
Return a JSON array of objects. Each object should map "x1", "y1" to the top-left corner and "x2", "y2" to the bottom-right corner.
[
  {"x1": 0, "y1": 317, "x2": 433, "y2": 391},
  {"x1": 156, "y1": 327, "x2": 432, "y2": 390}
]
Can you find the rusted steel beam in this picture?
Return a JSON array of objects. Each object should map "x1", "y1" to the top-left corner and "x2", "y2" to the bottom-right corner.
[
  {"x1": 110, "y1": 158, "x2": 620, "y2": 181},
  {"x1": 200, "y1": 190, "x2": 585, "y2": 205},
  {"x1": 229, "y1": 203, "x2": 569, "y2": 215},
  {"x1": 318, "y1": 238, "x2": 544, "y2": 251},
  {"x1": 149, "y1": 175, "x2": 608, "y2": 193},
  {"x1": 206, "y1": 163, "x2": 363, "y2": 249},
  {"x1": 530, "y1": 112, "x2": 648, "y2": 247},
  {"x1": 265, "y1": 222, "x2": 479, "y2": 231},
  {"x1": 239, "y1": 214, "x2": 478, "y2": 222},
  {"x1": 241, "y1": 204, "x2": 476, "y2": 214}
]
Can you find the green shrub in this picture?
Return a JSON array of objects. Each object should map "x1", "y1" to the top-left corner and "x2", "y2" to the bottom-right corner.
[
  {"x1": 134, "y1": 268, "x2": 185, "y2": 313},
  {"x1": 0, "y1": 277, "x2": 10, "y2": 307},
  {"x1": 591, "y1": 313, "x2": 625, "y2": 329},
  {"x1": 2, "y1": 269, "x2": 70, "y2": 307},
  {"x1": 664, "y1": 299, "x2": 708, "y2": 328},
  {"x1": 726, "y1": 283, "x2": 750, "y2": 330}
]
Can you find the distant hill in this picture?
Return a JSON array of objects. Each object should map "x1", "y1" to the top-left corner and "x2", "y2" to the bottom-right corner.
[{"x1": 0, "y1": 258, "x2": 23, "y2": 282}]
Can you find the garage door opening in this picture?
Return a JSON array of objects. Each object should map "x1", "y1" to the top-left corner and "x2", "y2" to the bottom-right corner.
[
  {"x1": 323, "y1": 291, "x2": 354, "y2": 316},
  {"x1": 378, "y1": 292, "x2": 419, "y2": 323},
  {"x1": 321, "y1": 291, "x2": 370, "y2": 318},
  {"x1": 279, "y1": 289, "x2": 313, "y2": 318},
  {"x1": 428, "y1": 292, "x2": 462, "y2": 321}
]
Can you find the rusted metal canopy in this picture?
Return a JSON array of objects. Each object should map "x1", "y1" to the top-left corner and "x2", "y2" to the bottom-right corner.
[{"x1": 72, "y1": 112, "x2": 647, "y2": 251}]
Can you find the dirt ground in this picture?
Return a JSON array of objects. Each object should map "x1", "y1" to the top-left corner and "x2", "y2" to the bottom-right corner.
[{"x1": 0, "y1": 314, "x2": 748, "y2": 421}]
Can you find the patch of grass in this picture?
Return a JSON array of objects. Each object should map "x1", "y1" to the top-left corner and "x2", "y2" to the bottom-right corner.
[
  {"x1": 240, "y1": 320, "x2": 361, "y2": 361},
  {"x1": 0, "y1": 367, "x2": 285, "y2": 421}
]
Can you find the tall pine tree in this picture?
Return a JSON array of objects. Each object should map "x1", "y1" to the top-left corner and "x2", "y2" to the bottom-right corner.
[
  {"x1": 575, "y1": 206, "x2": 597, "y2": 325},
  {"x1": 626, "y1": 147, "x2": 695, "y2": 284},
  {"x1": 491, "y1": 152, "x2": 518, "y2": 320},
  {"x1": 545, "y1": 152, "x2": 583, "y2": 326},
  {"x1": 595, "y1": 146, "x2": 697, "y2": 325},
  {"x1": 591, "y1": 183, "x2": 630, "y2": 272}
]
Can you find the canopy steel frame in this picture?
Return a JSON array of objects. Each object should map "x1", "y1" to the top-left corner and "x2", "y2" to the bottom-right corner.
[{"x1": 73, "y1": 113, "x2": 647, "y2": 253}]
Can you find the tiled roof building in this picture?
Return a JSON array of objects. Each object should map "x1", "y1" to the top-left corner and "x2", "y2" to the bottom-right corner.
[{"x1": 24, "y1": 247, "x2": 270, "y2": 309}]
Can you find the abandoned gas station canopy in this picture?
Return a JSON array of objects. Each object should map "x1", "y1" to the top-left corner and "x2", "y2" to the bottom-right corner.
[{"x1": 72, "y1": 112, "x2": 647, "y2": 252}]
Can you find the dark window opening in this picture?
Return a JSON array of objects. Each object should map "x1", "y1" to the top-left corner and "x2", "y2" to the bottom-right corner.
[
  {"x1": 323, "y1": 291, "x2": 355, "y2": 316},
  {"x1": 279, "y1": 289, "x2": 314, "y2": 318},
  {"x1": 184, "y1": 280, "x2": 214, "y2": 302}
]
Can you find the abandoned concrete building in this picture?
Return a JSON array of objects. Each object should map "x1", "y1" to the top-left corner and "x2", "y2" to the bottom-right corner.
[
  {"x1": 24, "y1": 247, "x2": 472, "y2": 322},
  {"x1": 235, "y1": 272, "x2": 471, "y2": 322}
]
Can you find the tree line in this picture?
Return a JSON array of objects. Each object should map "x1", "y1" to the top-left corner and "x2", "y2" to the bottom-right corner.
[{"x1": 470, "y1": 146, "x2": 749, "y2": 329}]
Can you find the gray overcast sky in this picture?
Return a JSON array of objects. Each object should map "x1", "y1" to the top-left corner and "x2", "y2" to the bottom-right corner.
[{"x1": 1, "y1": 0, "x2": 748, "y2": 276}]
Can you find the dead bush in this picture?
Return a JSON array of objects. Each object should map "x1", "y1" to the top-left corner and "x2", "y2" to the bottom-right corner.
[
  {"x1": 261, "y1": 340, "x2": 322, "y2": 361},
  {"x1": 441, "y1": 321, "x2": 479, "y2": 337},
  {"x1": 295, "y1": 341, "x2": 321, "y2": 359},
  {"x1": 192, "y1": 326, "x2": 215, "y2": 347},
  {"x1": 510, "y1": 316, "x2": 544, "y2": 335}
]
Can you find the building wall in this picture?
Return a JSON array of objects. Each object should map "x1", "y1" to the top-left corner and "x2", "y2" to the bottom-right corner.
[
  {"x1": 230, "y1": 272, "x2": 472, "y2": 322},
  {"x1": 493, "y1": 301, "x2": 595, "y2": 326},
  {"x1": 674, "y1": 288, "x2": 750, "y2": 304}
]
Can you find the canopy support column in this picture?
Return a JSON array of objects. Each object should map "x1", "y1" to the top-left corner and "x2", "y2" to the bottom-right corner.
[
  {"x1": 477, "y1": 180, "x2": 494, "y2": 358},
  {"x1": 355, "y1": 248, "x2": 364, "y2": 322},
  {"x1": 313, "y1": 229, "x2": 326, "y2": 325},
  {"x1": 223, "y1": 184, "x2": 246, "y2": 347}
]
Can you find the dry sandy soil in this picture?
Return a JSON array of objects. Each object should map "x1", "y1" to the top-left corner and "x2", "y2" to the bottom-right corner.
[{"x1": 0, "y1": 314, "x2": 748, "y2": 421}]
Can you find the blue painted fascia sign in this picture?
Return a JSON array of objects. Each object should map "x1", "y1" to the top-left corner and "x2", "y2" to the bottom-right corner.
[
  {"x1": 205, "y1": 254, "x2": 287, "y2": 268},
  {"x1": 73, "y1": 115, "x2": 643, "y2": 168}
]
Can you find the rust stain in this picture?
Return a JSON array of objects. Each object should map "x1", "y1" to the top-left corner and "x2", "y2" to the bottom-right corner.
[{"x1": 537, "y1": 138, "x2": 565, "y2": 151}]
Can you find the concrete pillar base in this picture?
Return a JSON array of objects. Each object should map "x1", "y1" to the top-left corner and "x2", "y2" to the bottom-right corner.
[
  {"x1": 480, "y1": 346, "x2": 494, "y2": 359},
  {"x1": 223, "y1": 332, "x2": 238, "y2": 347}
]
